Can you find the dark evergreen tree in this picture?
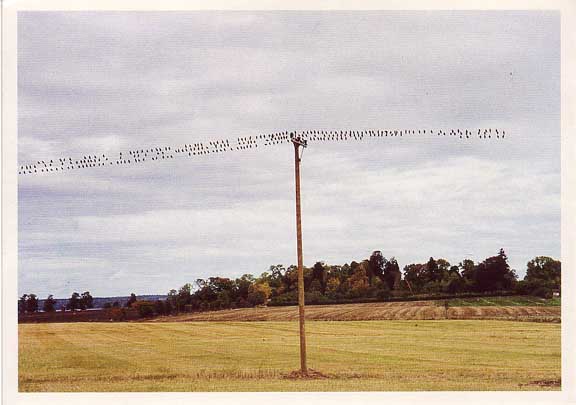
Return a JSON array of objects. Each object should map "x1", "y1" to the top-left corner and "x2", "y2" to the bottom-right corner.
[
  {"x1": 475, "y1": 249, "x2": 516, "y2": 291},
  {"x1": 368, "y1": 251, "x2": 386, "y2": 286},
  {"x1": 81, "y1": 291, "x2": 94, "y2": 309},
  {"x1": 426, "y1": 257, "x2": 440, "y2": 282},
  {"x1": 19, "y1": 294, "x2": 29, "y2": 314},
  {"x1": 312, "y1": 262, "x2": 327, "y2": 294},
  {"x1": 126, "y1": 293, "x2": 137, "y2": 308},
  {"x1": 43, "y1": 295, "x2": 56, "y2": 312},
  {"x1": 26, "y1": 294, "x2": 39, "y2": 313},
  {"x1": 67, "y1": 292, "x2": 80, "y2": 311},
  {"x1": 383, "y1": 257, "x2": 401, "y2": 290}
]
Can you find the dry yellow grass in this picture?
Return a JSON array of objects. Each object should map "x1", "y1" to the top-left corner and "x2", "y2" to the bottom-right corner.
[
  {"x1": 148, "y1": 302, "x2": 560, "y2": 322},
  {"x1": 19, "y1": 320, "x2": 560, "y2": 392}
]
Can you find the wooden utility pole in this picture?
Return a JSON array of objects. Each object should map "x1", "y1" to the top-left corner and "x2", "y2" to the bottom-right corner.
[{"x1": 292, "y1": 133, "x2": 308, "y2": 374}]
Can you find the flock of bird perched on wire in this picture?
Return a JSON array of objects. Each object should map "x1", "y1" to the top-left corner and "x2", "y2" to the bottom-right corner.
[{"x1": 18, "y1": 128, "x2": 505, "y2": 176}]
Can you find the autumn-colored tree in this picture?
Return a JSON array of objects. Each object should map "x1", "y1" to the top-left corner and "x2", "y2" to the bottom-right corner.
[
  {"x1": 346, "y1": 264, "x2": 371, "y2": 298},
  {"x1": 247, "y1": 282, "x2": 271, "y2": 306}
]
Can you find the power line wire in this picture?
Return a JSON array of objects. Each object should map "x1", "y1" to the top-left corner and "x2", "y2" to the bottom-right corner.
[{"x1": 18, "y1": 128, "x2": 506, "y2": 176}]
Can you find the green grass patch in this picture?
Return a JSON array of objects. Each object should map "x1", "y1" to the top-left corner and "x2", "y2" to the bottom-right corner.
[{"x1": 438, "y1": 295, "x2": 560, "y2": 307}]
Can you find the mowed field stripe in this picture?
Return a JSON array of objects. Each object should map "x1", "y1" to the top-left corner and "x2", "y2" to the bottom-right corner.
[
  {"x1": 19, "y1": 320, "x2": 560, "y2": 392},
  {"x1": 149, "y1": 301, "x2": 559, "y2": 323}
]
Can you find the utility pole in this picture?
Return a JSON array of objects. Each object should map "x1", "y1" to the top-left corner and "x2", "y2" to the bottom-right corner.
[{"x1": 291, "y1": 132, "x2": 308, "y2": 374}]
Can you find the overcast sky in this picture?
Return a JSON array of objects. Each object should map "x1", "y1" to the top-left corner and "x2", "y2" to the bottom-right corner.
[{"x1": 18, "y1": 11, "x2": 560, "y2": 298}]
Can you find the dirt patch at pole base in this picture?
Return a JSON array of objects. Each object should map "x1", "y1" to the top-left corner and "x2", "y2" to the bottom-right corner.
[{"x1": 281, "y1": 369, "x2": 331, "y2": 380}]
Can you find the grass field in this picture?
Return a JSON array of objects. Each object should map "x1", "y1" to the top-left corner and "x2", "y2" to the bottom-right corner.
[
  {"x1": 442, "y1": 295, "x2": 560, "y2": 307},
  {"x1": 19, "y1": 320, "x2": 560, "y2": 392},
  {"x1": 149, "y1": 298, "x2": 560, "y2": 323}
]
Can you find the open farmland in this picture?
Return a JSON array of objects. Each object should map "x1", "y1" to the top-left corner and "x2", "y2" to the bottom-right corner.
[
  {"x1": 19, "y1": 320, "x2": 560, "y2": 392},
  {"x1": 149, "y1": 297, "x2": 560, "y2": 323}
]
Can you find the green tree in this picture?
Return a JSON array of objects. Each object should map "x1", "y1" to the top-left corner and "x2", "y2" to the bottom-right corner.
[
  {"x1": 403, "y1": 263, "x2": 427, "y2": 293},
  {"x1": 383, "y1": 257, "x2": 401, "y2": 290},
  {"x1": 476, "y1": 249, "x2": 516, "y2": 291},
  {"x1": 81, "y1": 291, "x2": 94, "y2": 309},
  {"x1": 67, "y1": 292, "x2": 80, "y2": 311},
  {"x1": 519, "y1": 256, "x2": 561, "y2": 297},
  {"x1": 26, "y1": 294, "x2": 39, "y2": 313},
  {"x1": 235, "y1": 274, "x2": 255, "y2": 306},
  {"x1": 312, "y1": 262, "x2": 327, "y2": 293},
  {"x1": 459, "y1": 259, "x2": 477, "y2": 291},
  {"x1": 126, "y1": 293, "x2": 137, "y2": 308},
  {"x1": 164, "y1": 299, "x2": 173, "y2": 314},
  {"x1": 436, "y1": 259, "x2": 451, "y2": 281},
  {"x1": 426, "y1": 257, "x2": 440, "y2": 282},
  {"x1": 525, "y1": 256, "x2": 561, "y2": 289},
  {"x1": 19, "y1": 294, "x2": 29, "y2": 314},
  {"x1": 133, "y1": 301, "x2": 155, "y2": 318},
  {"x1": 446, "y1": 274, "x2": 465, "y2": 294},
  {"x1": 166, "y1": 289, "x2": 178, "y2": 310},
  {"x1": 368, "y1": 251, "x2": 386, "y2": 286},
  {"x1": 178, "y1": 283, "x2": 193, "y2": 307},
  {"x1": 282, "y1": 265, "x2": 299, "y2": 292},
  {"x1": 261, "y1": 265, "x2": 286, "y2": 292},
  {"x1": 43, "y1": 295, "x2": 57, "y2": 312},
  {"x1": 448, "y1": 265, "x2": 461, "y2": 276},
  {"x1": 155, "y1": 300, "x2": 166, "y2": 315}
]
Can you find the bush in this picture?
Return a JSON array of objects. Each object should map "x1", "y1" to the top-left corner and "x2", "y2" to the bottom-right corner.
[
  {"x1": 305, "y1": 291, "x2": 330, "y2": 304},
  {"x1": 133, "y1": 301, "x2": 156, "y2": 318},
  {"x1": 155, "y1": 300, "x2": 166, "y2": 316},
  {"x1": 376, "y1": 288, "x2": 391, "y2": 300},
  {"x1": 269, "y1": 291, "x2": 298, "y2": 306},
  {"x1": 514, "y1": 280, "x2": 529, "y2": 295},
  {"x1": 247, "y1": 289, "x2": 267, "y2": 306},
  {"x1": 532, "y1": 287, "x2": 553, "y2": 299},
  {"x1": 235, "y1": 297, "x2": 250, "y2": 308},
  {"x1": 164, "y1": 300, "x2": 172, "y2": 314},
  {"x1": 105, "y1": 307, "x2": 127, "y2": 321}
]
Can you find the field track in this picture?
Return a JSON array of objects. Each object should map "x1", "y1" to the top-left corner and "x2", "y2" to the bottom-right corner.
[{"x1": 149, "y1": 301, "x2": 560, "y2": 323}]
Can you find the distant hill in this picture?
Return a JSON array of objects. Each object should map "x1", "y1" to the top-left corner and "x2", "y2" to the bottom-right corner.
[{"x1": 35, "y1": 295, "x2": 167, "y2": 310}]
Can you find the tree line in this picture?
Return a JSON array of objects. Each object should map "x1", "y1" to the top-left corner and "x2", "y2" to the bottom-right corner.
[
  {"x1": 18, "y1": 291, "x2": 94, "y2": 314},
  {"x1": 18, "y1": 249, "x2": 560, "y2": 319},
  {"x1": 131, "y1": 249, "x2": 560, "y2": 318}
]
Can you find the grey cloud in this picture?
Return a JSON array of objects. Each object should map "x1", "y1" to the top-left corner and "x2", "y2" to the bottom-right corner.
[{"x1": 18, "y1": 11, "x2": 559, "y2": 297}]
